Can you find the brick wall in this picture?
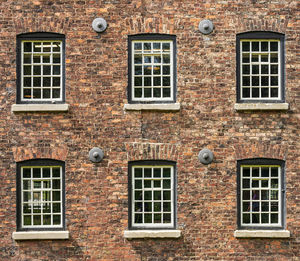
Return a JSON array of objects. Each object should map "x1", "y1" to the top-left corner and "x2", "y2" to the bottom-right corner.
[{"x1": 0, "y1": 0, "x2": 299, "y2": 260}]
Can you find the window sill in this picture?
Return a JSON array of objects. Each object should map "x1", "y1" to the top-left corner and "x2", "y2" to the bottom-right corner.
[
  {"x1": 234, "y1": 103, "x2": 289, "y2": 111},
  {"x1": 124, "y1": 230, "x2": 181, "y2": 239},
  {"x1": 234, "y1": 230, "x2": 290, "y2": 238},
  {"x1": 12, "y1": 104, "x2": 70, "y2": 112},
  {"x1": 124, "y1": 103, "x2": 180, "y2": 111},
  {"x1": 12, "y1": 231, "x2": 69, "y2": 240}
]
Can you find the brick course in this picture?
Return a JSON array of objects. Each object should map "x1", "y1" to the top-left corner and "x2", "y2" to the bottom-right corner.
[{"x1": 0, "y1": 0, "x2": 299, "y2": 260}]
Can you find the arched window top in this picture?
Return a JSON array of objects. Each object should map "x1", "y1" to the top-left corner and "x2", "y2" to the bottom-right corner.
[
  {"x1": 237, "y1": 31, "x2": 284, "y2": 40},
  {"x1": 17, "y1": 32, "x2": 65, "y2": 39}
]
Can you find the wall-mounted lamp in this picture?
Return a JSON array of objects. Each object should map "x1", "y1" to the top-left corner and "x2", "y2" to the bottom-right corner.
[
  {"x1": 89, "y1": 147, "x2": 104, "y2": 163},
  {"x1": 198, "y1": 20, "x2": 214, "y2": 35},
  {"x1": 198, "y1": 148, "x2": 214, "y2": 165},
  {"x1": 92, "y1": 18, "x2": 107, "y2": 33}
]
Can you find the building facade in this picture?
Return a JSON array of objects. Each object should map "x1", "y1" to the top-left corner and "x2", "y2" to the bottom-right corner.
[{"x1": 0, "y1": 0, "x2": 299, "y2": 260}]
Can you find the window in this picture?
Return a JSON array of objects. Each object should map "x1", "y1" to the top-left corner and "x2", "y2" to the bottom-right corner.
[
  {"x1": 17, "y1": 32, "x2": 65, "y2": 104},
  {"x1": 128, "y1": 34, "x2": 176, "y2": 103},
  {"x1": 16, "y1": 159, "x2": 65, "y2": 231},
  {"x1": 236, "y1": 32, "x2": 284, "y2": 103},
  {"x1": 237, "y1": 159, "x2": 285, "y2": 229},
  {"x1": 128, "y1": 161, "x2": 176, "y2": 229}
]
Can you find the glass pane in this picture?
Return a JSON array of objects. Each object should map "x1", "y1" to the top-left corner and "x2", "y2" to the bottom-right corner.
[
  {"x1": 261, "y1": 180, "x2": 268, "y2": 187},
  {"x1": 24, "y1": 77, "x2": 31, "y2": 87},
  {"x1": 242, "y1": 202, "x2": 250, "y2": 212},
  {"x1": 252, "y1": 65, "x2": 259, "y2": 74},
  {"x1": 144, "y1": 88, "x2": 151, "y2": 97},
  {"x1": 271, "y1": 167, "x2": 278, "y2": 177},
  {"x1": 144, "y1": 202, "x2": 152, "y2": 212},
  {"x1": 134, "y1": 88, "x2": 142, "y2": 97},
  {"x1": 23, "y1": 89, "x2": 31, "y2": 99},
  {"x1": 242, "y1": 190, "x2": 250, "y2": 200},
  {"x1": 153, "y1": 43, "x2": 160, "y2": 50},
  {"x1": 135, "y1": 202, "x2": 142, "y2": 212},
  {"x1": 144, "y1": 180, "x2": 151, "y2": 188},
  {"x1": 154, "y1": 180, "x2": 161, "y2": 188},
  {"x1": 261, "y1": 190, "x2": 269, "y2": 200},
  {"x1": 33, "y1": 215, "x2": 41, "y2": 225},
  {"x1": 261, "y1": 88, "x2": 269, "y2": 97},
  {"x1": 33, "y1": 42, "x2": 41, "y2": 52},
  {"x1": 163, "y1": 213, "x2": 171, "y2": 223},
  {"x1": 252, "y1": 77, "x2": 259, "y2": 87},
  {"x1": 144, "y1": 65, "x2": 152, "y2": 75},
  {"x1": 23, "y1": 180, "x2": 31, "y2": 190},
  {"x1": 53, "y1": 203, "x2": 61, "y2": 213},
  {"x1": 52, "y1": 191, "x2": 61, "y2": 201},
  {"x1": 270, "y1": 42, "x2": 278, "y2": 51},
  {"x1": 271, "y1": 88, "x2": 278, "y2": 97},
  {"x1": 134, "y1": 42, "x2": 142, "y2": 50},
  {"x1": 33, "y1": 192, "x2": 41, "y2": 201},
  {"x1": 134, "y1": 54, "x2": 142, "y2": 64},
  {"x1": 251, "y1": 54, "x2": 259, "y2": 62},
  {"x1": 135, "y1": 191, "x2": 142, "y2": 200},
  {"x1": 53, "y1": 65, "x2": 60, "y2": 75},
  {"x1": 242, "y1": 53, "x2": 250, "y2": 63},
  {"x1": 52, "y1": 77, "x2": 60, "y2": 87},
  {"x1": 53, "y1": 54, "x2": 61, "y2": 63},
  {"x1": 43, "y1": 43, "x2": 51, "y2": 52},
  {"x1": 33, "y1": 55, "x2": 40, "y2": 63},
  {"x1": 135, "y1": 214, "x2": 142, "y2": 223},
  {"x1": 43, "y1": 89, "x2": 50, "y2": 99},
  {"x1": 144, "y1": 214, "x2": 152, "y2": 223},
  {"x1": 53, "y1": 215, "x2": 61, "y2": 225},
  {"x1": 252, "y1": 180, "x2": 259, "y2": 187},
  {"x1": 33, "y1": 66, "x2": 41, "y2": 75},
  {"x1": 271, "y1": 202, "x2": 278, "y2": 212},
  {"x1": 154, "y1": 191, "x2": 161, "y2": 200},
  {"x1": 52, "y1": 167, "x2": 60, "y2": 177},
  {"x1": 261, "y1": 65, "x2": 269, "y2": 74},
  {"x1": 52, "y1": 42, "x2": 61, "y2": 52},
  {"x1": 163, "y1": 77, "x2": 170, "y2": 86},
  {"x1": 163, "y1": 179, "x2": 171, "y2": 189},
  {"x1": 144, "y1": 168, "x2": 151, "y2": 177},
  {"x1": 252, "y1": 190, "x2": 259, "y2": 200},
  {"x1": 134, "y1": 77, "x2": 142, "y2": 87},
  {"x1": 261, "y1": 202, "x2": 269, "y2": 211},
  {"x1": 252, "y1": 213, "x2": 260, "y2": 223},
  {"x1": 43, "y1": 180, "x2": 51, "y2": 188},
  {"x1": 252, "y1": 88, "x2": 259, "y2": 98},
  {"x1": 261, "y1": 167, "x2": 269, "y2": 177},
  {"x1": 23, "y1": 168, "x2": 31, "y2": 178},
  {"x1": 261, "y1": 213, "x2": 269, "y2": 223},
  {"x1": 33, "y1": 181, "x2": 41, "y2": 188},
  {"x1": 261, "y1": 54, "x2": 268, "y2": 62},
  {"x1": 271, "y1": 76, "x2": 278, "y2": 86},
  {"x1": 162, "y1": 43, "x2": 170, "y2": 50},
  {"x1": 163, "y1": 54, "x2": 170, "y2": 63},
  {"x1": 163, "y1": 191, "x2": 171, "y2": 200},
  {"x1": 23, "y1": 54, "x2": 31, "y2": 64},
  {"x1": 154, "y1": 214, "x2": 161, "y2": 223},
  {"x1": 33, "y1": 168, "x2": 41, "y2": 178},
  {"x1": 271, "y1": 213, "x2": 278, "y2": 223},
  {"x1": 144, "y1": 43, "x2": 151, "y2": 50},
  {"x1": 261, "y1": 42, "x2": 268, "y2": 51},
  {"x1": 243, "y1": 214, "x2": 250, "y2": 223},
  {"x1": 43, "y1": 203, "x2": 51, "y2": 213},
  {"x1": 135, "y1": 180, "x2": 142, "y2": 189},
  {"x1": 242, "y1": 179, "x2": 250, "y2": 188},
  {"x1": 242, "y1": 88, "x2": 250, "y2": 98},
  {"x1": 43, "y1": 191, "x2": 51, "y2": 201},
  {"x1": 242, "y1": 42, "x2": 250, "y2": 52},
  {"x1": 52, "y1": 88, "x2": 60, "y2": 98},
  {"x1": 242, "y1": 65, "x2": 250, "y2": 74},
  {"x1": 23, "y1": 204, "x2": 31, "y2": 213},
  {"x1": 271, "y1": 190, "x2": 278, "y2": 200},
  {"x1": 271, "y1": 65, "x2": 278, "y2": 74},
  {"x1": 24, "y1": 215, "x2": 31, "y2": 225},
  {"x1": 271, "y1": 179, "x2": 278, "y2": 188},
  {"x1": 144, "y1": 191, "x2": 152, "y2": 200},
  {"x1": 252, "y1": 202, "x2": 259, "y2": 212},
  {"x1": 23, "y1": 66, "x2": 31, "y2": 75},
  {"x1": 154, "y1": 202, "x2": 161, "y2": 212},
  {"x1": 153, "y1": 66, "x2": 161, "y2": 75},
  {"x1": 33, "y1": 204, "x2": 41, "y2": 213},
  {"x1": 154, "y1": 168, "x2": 161, "y2": 178},
  {"x1": 43, "y1": 215, "x2": 51, "y2": 225},
  {"x1": 252, "y1": 42, "x2": 259, "y2": 51},
  {"x1": 33, "y1": 77, "x2": 41, "y2": 87},
  {"x1": 33, "y1": 88, "x2": 41, "y2": 98},
  {"x1": 261, "y1": 76, "x2": 269, "y2": 86},
  {"x1": 43, "y1": 77, "x2": 51, "y2": 87},
  {"x1": 163, "y1": 66, "x2": 170, "y2": 75},
  {"x1": 270, "y1": 53, "x2": 278, "y2": 63},
  {"x1": 134, "y1": 168, "x2": 142, "y2": 178},
  {"x1": 153, "y1": 77, "x2": 161, "y2": 86},
  {"x1": 163, "y1": 202, "x2": 171, "y2": 212},
  {"x1": 144, "y1": 77, "x2": 151, "y2": 86},
  {"x1": 24, "y1": 42, "x2": 32, "y2": 52},
  {"x1": 154, "y1": 56, "x2": 161, "y2": 63},
  {"x1": 163, "y1": 168, "x2": 171, "y2": 177},
  {"x1": 163, "y1": 88, "x2": 170, "y2": 97},
  {"x1": 43, "y1": 55, "x2": 50, "y2": 63},
  {"x1": 252, "y1": 168, "x2": 259, "y2": 177},
  {"x1": 134, "y1": 66, "x2": 142, "y2": 75},
  {"x1": 242, "y1": 76, "x2": 250, "y2": 86},
  {"x1": 52, "y1": 179, "x2": 60, "y2": 189}
]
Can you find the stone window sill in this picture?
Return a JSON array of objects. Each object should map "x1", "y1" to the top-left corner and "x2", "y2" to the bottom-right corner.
[
  {"x1": 124, "y1": 230, "x2": 181, "y2": 239},
  {"x1": 12, "y1": 231, "x2": 69, "y2": 240},
  {"x1": 234, "y1": 103, "x2": 289, "y2": 111},
  {"x1": 124, "y1": 103, "x2": 180, "y2": 111},
  {"x1": 12, "y1": 104, "x2": 70, "y2": 112},
  {"x1": 234, "y1": 230, "x2": 290, "y2": 238}
]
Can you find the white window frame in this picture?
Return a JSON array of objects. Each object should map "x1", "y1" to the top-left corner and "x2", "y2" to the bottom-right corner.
[
  {"x1": 21, "y1": 40, "x2": 63, "y2": 102},
  {"x1": 239, "y1": 39, "x2": 281, "y2": 101},
  {"x1": 21, "y1": 165, "x2": 63, "y2": 229},
  {"x1": 130, "y1": 163, "x2": 176, "y2": 229},
  {"x1": 237, "y1": 159, "x2": 286, "y2": 230},
  {"x1": 131, "y1": 40, "x2": 174, "y2": 102}
]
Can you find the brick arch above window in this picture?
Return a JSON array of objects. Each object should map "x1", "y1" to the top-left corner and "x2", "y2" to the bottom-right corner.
[
  {"x1": 12, "y1": 145, "x2": 68, "y2": 162},
  {"x1": 233, "y1": 142, "x2": 287, "y2": 161},
  {"x1": 125, "y1": 142, "x2": 180, "y2": 162}
]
